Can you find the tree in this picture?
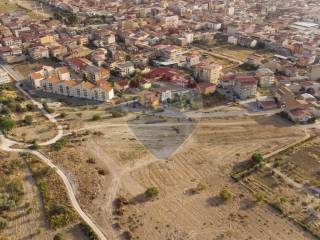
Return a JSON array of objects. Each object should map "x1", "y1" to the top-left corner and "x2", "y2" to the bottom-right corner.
[
  {"x1": 91, "y1": 114, "x2": 101, "y2": 121},
  {"x1": 26, "y1": 103, "x2": 37, "y2": 111},
  {"x1": 0, "y1": 117, "x2": 16, "y2": 132},
  {"x1": 23, "y1": 115, "x2": 33, "y2": 125},
  {"x1": 53, "y1": 233, "x2": 64, "y2": 240},
  {"x1": 219, "y1": 188, "x2": 232, "y2": 202},
  {"x1": 145, "y1": 187, "x2": 159, "y2": 199},
  {"x1": 59, "y1": 112, "x2": 66, "y2": 118},
  {"x1": 68, "y1": 15, "x2": 79, "y2": 25},
  {"x1": 29, "y1": 142, "x2": 39, "y2": 150},
  {"x1": 255, "y1": 192, "x2": 265, "y2": 203},
  {"x1": 79, "y1": 222, "x2": 98, "y2": 240},
  {"x1": 51, "y1": 138, "x2": 67, "y2": 151},
  {"x1": 195, "y1": 182, "x2": 206, "y2": 193},
  {"x1": 251, "y1": 153, "x2": 264, "y2": 164},
  {"x1": 1, "y1": 106, "x2": 11, "y2": 115}
]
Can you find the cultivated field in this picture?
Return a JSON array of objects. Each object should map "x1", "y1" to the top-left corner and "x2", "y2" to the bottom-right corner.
[{"x1": 238, "y1": 136, "x2": 320, "y2": 238}]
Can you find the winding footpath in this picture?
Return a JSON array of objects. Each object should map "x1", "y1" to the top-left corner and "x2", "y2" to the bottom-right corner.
[{"x1": 0, "y1": 64, "x2": 107, "y2": 240}]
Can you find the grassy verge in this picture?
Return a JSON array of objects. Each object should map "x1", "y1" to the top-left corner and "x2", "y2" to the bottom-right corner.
[
  {"x1": 0, "y1": 153, "x2": 25, "y2": 232},
  {"x1": 0, "y1": 2, "x2": 19, "y2": 13},
  {"x1": 22, "y1": 153, "x2": 77, "y2": 229}
]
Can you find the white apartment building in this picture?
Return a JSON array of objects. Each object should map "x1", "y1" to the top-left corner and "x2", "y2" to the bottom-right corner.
[{"x1": 40, "y1": 77, "x2": 114, "y2": 102}]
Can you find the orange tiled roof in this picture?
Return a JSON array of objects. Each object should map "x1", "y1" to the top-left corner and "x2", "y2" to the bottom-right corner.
[
  {"x1": 47, "y1": 76, "x2": 61, "y2": 84},
  {"x1": 31, "y1": 72, "x2": 43, "y2": 80}
]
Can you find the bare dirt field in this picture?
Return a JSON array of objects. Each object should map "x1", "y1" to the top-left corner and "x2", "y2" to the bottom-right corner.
[
  {"x1": 8, "y1": 112, "x2": 57, "y2": 143},
  {"x1": 112, "y1": 116, "x2": 312, "y2": 240},
  {"x1": 37, "y1": 111, "x2": 317, "y2": 240}
]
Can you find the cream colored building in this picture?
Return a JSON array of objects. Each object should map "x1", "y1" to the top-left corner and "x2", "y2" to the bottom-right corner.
[
  {"x1": 194, "y1": 62, "x2": 222, "y2": 84},
  {"x1": 310, "y1": 64, "x2": 320, "y2": 81}
]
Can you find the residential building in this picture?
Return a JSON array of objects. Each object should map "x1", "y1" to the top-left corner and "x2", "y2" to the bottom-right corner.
[
  {"x1": 256, "y1": 67, "x2": 275, "y2": 87},
  {"x1": 84, "y1": 65, "x2": 110, "y2": 83},
  {"x1": 310, "y1": 65, "x2": 320, "y2": 81},
  {"x1": 234, "y1": 76, "x2": 257, "y2": 100},
  {"x1": 115, "y1": 61, "x2": 135, "y2": 77},
  {"x1": 40, "y1": 78, "x2": 114, "y2": 102},
  {"x1": 193, "y1": 62, "x2": 222, "y2": 84}
]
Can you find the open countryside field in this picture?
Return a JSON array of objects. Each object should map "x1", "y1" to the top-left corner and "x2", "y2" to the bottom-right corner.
[
  {"x1": 237, "y1": 136, "x2": 320, "y2": 238},
  {"x1": 37, "y1": 107, "x2": 315, "y2": 239}
]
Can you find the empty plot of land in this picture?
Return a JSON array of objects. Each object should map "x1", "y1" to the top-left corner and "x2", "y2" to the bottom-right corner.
[{"x1": 113, "y1": 116, "x2": 309, "y2": 240}]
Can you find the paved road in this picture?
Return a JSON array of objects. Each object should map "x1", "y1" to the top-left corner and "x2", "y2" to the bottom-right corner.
[{"x1": 0, "y1": 63, "x2": 108, "y2": 240}]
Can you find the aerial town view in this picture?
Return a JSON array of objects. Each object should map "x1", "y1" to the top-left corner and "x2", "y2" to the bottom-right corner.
[{"x1": 0, "y1": 0, "x2": 320, "y2": 239}]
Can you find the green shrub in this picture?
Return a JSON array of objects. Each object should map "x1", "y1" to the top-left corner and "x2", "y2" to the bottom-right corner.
[
  {"x1": 0, "y1": 216, "x2": 8, "y2": 230},
  {"x1": 23, "y1": 115, "x2": 33, "y2": 125},
  {"x1": 251, "y1": 153, "x2": 264, "y2": 163},
  {"x1": 91, "y1": 114, "x2": 101, "y2": 121},
  {"x1": 145, "y1": 187, "x2": 159, "y2": 199},
  {"x1": 110, "y1": 109, "x2": 127, "y2": 118},
  {"x1": 0, "y1": 193, "x2": 16, "y2": 211},
  {"x1": 51, "y1": 138, "x2": 68, "y2": 151},
  {"x1": 219, "y1": 188, "x2": 232, "y2": 201},
  {"x1": 0, "y1": 117, "x2": 16, "y2": 132},
  {"x1": 53, "y1": 233, "x2": 64, "y2": 240},
  {"x1": 29, "y1": 142, "x2": 39, "y2": 150},
  {"x1": 26, "y1": 103, "x2": 37, "y2": 111},
  {"x1": 255, "y1": 192, "x2": 265, "y2": 203},
  {"x1": 79, "y1": 222, "x2": 98, "y2": 240}
]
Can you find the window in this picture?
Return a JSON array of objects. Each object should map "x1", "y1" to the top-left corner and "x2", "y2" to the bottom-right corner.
[
  {"x1": 83, "y1": 90, "x2": 87, "y2": 97},
  {"x1": 59, "y1": 85, "x2": 63, "y2": 93},
  {"x1": 76, "y1": 89, "x2": 80, "y2": 96}
]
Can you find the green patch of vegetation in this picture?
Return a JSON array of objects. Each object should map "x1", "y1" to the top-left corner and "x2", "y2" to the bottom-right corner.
[
  {"x1": 145, "y1": 187, "x2": 159, "y2": 199},
  {"x1": 219, "y1": 188, "x2": 233, "y2": 202},
  {"x1": 0, "y1": 117, "x2": 16, "y2": 132},
  {"x1": 51, "y1": 138, "x2": 68, "y2": 151},
  {"x1": 254, "y1": 192, "x2": 265, "y2": 203},
  {"x1": 79, "y1": 222, "x2": 98, "y2": 240},
  {"x1": 0, "y1": 216, "x2": 8, "y2": 230},
  {"x1": 110, "y1": 109, "x2": 128, "y2": 118},
  {"x1": 269, "y1": 201, "x2": 284, "y2": 215},
  {"x1": 23, "y1": 115, "x2": 33, "y2": 125},
  {"x1": 91, "y1": 114, "x2": 101, "y2": 121},
  {"x1": 29, "y1": 141, "x2": 40, "y2": 150},
  {"x1": 53, "y1": 233, "x2": 64, "y2": 240},
  {"x1": 24, "y1": 154, "x2": 77, "y2": 229},
  {"x1": 0, "y1": 157, "x2": 25, "y2": 231},
  {"x1": 42, "y1": 102, "x2": 54, "y2": 113}
]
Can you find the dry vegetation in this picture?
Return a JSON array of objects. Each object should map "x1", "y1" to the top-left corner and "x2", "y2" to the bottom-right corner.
[
  {"x1": 36, "y1": 107, "x2": 316, "y2": 240},
  {"x1": 235, "y1": 136, "x2": 320, "y2": 238},
  {"x1": 0, "y1": 151, "x2": 86, "y2": 240}
]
